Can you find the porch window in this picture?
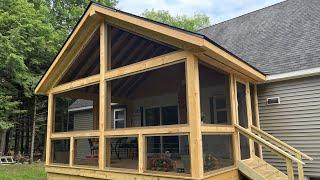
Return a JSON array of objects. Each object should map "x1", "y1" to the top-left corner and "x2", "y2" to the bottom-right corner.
[
  {"x1": 51, "y1": 139, "x2": 70, "y2": 165},
  {"x1": 107, "y1": 62, "x2": 187, "y2": 129},
  {"x1": 106, "y1": 136, "x2": 138, "y2": 170},
  {"x1": 236, "y1": 82, "x2": 250, "y2": 160},
  {"x1": 53, "y1": 84, "x2": 99, "y2": 132},
  {"x1": 146, "y1": 135, "x2": 190, "y2": 174},
  {"x1": 202, "y1": 135, "x2": 234, "y2": 173},
  {"x1": 74, "y1": 137, "x2": 99, "y2": 167},
  {"x1": 199, "y1": 64, "x2": 231, "y2": 125}
]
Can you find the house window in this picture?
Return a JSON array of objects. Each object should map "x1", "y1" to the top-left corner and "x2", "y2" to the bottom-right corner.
[
  {"x1": 144, "y1": 105, "x2": 178, "y2": 126},
  {"x1": 209, "y1": 96, "x2": 229, "y2": 124},
  {"x1": 266, "y1": 97, "x2": 280, "y2": 105},
  {"x1": 113, "y1": 108, "x2": 126, "y2": 129}
]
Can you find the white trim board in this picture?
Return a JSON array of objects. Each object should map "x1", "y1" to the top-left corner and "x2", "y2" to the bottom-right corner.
[{"x1": 266, "y1": 67, "x2": 320, "y2": 83}]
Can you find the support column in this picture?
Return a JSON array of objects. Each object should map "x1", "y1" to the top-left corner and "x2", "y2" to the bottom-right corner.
[
  {"x1": 45, "y1": 93, "x2": 54, "y2": 165},
  {"x1": 186, "y1": 55, "x2": 203, "y2": 179},
  {"x1": 230, "y1": 75, "x2": 240, "y2": 163},
  {"x1": 99, "y1": 20, "x2": 111, "y2": 169}
]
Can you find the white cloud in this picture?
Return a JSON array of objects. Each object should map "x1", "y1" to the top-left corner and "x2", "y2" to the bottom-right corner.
[{"x1": 117, "y1": 0, "x2": 285, "y2": 24}]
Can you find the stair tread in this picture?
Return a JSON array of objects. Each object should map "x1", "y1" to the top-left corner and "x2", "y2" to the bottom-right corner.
[{"x1": 239, "y1": 156, "x2": 288, "y2": 180}]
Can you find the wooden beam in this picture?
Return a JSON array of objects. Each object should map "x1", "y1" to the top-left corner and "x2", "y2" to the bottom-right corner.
[
  {"x1": 186, "y1": 55, "x2": 204, "y2": 179},
  {"x1": 229, "y1": 74, "x2": 241, "y2": 164},
  {"x1": 99, "y1": 21, "x2": 111, "y2": 170},
  {"x1": 200, "y1": 125, "x2": 235, "y2": 133},
  {"x1": 45, "y1": 93, "x2": 54, "y2": 165},
  {"x1": 50, "y1": 75, "x2": 100, "y2": 94},
  {"x1": 105, "y1": 125, "x2": 190, "y2": 136},
  {"x1": 105, "y1": 50, "x2": 188, "y2": 80},
  {"x1": 94, "y1": 6, "x2": 204, "y2": 51},
  {"x1": 51, "y1": 130, "x2": 100, "y2": 139}
]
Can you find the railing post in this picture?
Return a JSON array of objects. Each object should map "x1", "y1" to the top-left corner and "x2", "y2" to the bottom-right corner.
[
  {"x1": 296, "y1": 153, "x2": 304, "y2": 180},
  {"x1": 69, "y1": 136, "x2": 74, "y2": 166},
  {"x1": 286, "y1": 158, "x2": 294, "y2": 180},
  {"x1": 138, "y1": 134, "x2": 145, "y2": 173}
]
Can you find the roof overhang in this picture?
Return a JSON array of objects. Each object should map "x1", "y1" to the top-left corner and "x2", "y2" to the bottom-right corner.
[{"x1": 35, "y1": 2, "x2": 266, "y2": 95}]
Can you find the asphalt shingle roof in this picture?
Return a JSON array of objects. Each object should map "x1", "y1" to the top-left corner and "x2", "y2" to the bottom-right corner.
[{"x1": 198, "y1": 0, "x2": 320, "y2": 75}]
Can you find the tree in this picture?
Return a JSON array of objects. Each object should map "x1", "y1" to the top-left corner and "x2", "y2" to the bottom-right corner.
[
  {"x1": 0, "y1": 0, "x2": 118, "y2": 157},
  {"x1": 142, "y1": 9, "x2": 210, "y2": 32}
]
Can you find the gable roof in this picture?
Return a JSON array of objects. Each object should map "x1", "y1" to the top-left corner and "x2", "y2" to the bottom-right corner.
[
  {"x1": 198, "y1": 0, "x2": 320, "y2": 75},
  {"x1": 35, "y1": 2, "x2": 265, "y2": 94}
]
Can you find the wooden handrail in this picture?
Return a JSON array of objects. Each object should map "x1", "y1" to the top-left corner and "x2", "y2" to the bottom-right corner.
[
  {"x1": 235, "y1": 124, "x2": 304, "y2": 165},
  {"x1": 251, "y1": 125, "x2": 313, "y2": 160}
]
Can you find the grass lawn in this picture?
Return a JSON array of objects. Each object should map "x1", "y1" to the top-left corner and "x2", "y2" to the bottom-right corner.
[{"x1": 0, "y1": 163, "x2": 46, "y2": 180}]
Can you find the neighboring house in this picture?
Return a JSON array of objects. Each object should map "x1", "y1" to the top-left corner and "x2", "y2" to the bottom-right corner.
[
  {"x1": 34, "y1": 0, "x2": 317, "y2": 180},
  {"x1": 198, "y1": 0, "x2": 320, "y2": 179}
]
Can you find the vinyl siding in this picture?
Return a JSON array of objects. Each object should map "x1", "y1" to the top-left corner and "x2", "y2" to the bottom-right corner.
[
  {"x1": 258, "y1": 75, "x2": 320, "y2": 178},
  {"x1": 73, "y1": 110, "x2": 93, "y2": 160}
]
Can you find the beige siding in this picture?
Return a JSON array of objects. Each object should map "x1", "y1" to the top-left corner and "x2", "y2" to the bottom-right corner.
[
  {"x1": 74, "y1": 110, "x2": 94, "y2": 160},
  {"x1": 258, "y1": 75, "x2": 320, "y2": 178}
]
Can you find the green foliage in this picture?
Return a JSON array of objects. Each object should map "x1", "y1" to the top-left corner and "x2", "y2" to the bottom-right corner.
[
  {"x1": 0, "y1": 0, "x2": 117, "y2": 129},
  {"x1": 142, "y1": 9, "x2": 210, "y2": 32}
]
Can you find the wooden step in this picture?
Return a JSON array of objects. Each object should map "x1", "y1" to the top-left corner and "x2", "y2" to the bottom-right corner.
[{"x1": 239, "y1": 156, "x2": 288, "y2": 180}]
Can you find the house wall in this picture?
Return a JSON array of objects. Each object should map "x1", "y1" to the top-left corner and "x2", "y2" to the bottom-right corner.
[
  {"x1": 73, "y1": 110, "x2": 94, "y2": 160},
  {"x1": 258, "y1": 75, "x2": 320, "y2": 178}
]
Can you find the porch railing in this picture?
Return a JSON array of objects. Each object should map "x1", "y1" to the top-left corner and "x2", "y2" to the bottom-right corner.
[{"x1": 235, "y1": 124, "x2": 312, "y2": 180}]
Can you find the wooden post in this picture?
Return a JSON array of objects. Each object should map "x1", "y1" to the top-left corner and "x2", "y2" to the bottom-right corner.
[
  {"x1": 286, "y1": 158, "x2": 294, "y2": 180},
  {"x1": 253, "y1": 84, "x2": 263, "y2": 158},
  {"x1": 69, "y1": 137, "x2": 74, "y2": 166},
  {"x1": 138, "y1": 134, "x2": 145, "y2": 173},
  {"x1": 230, "y1": 75, "x2": 240, "y2": 163},
  {"x1": 45, "y1": 93, "x2": 54, "y2": 165},
  {"x1": 245, "y1": 82, "x2": 255, "y2": 158},
  {"x1": 296, "y1": 153, "x2": 304, "y2": 180},
  {"x1": 186, "y1": 55, "x2": 203, "y2": 179},
  {"x1": 99, "y1": 20, "x2": 111, "y2": 169}
]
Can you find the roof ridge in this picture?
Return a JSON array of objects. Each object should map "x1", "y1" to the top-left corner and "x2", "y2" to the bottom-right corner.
[{"x1": 198, "y1": 0, "x2": 288, "y2": 32}]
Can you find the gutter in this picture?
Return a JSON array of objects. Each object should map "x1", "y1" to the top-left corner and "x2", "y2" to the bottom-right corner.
[{"x1": 266, "y1": 67, "x2": 320, "y2": 83}]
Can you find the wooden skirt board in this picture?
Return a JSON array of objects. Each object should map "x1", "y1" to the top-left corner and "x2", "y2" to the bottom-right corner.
[{"x1": 46, "y1": 166, "x2": 240, "y2": 180}]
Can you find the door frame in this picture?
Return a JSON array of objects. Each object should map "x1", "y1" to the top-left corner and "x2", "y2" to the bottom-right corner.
[{"x1": 234, "y1": 77, "x2": 254, "y2": 159}]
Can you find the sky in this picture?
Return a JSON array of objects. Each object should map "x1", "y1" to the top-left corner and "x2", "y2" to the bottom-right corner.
[{"x1": 117, "y1": 0, "x2": 285, "y2": 24}]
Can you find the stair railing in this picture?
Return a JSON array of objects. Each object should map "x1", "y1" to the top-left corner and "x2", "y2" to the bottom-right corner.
[
  {"x1": 250, "y1": 125, "x2": 312, "y2": 180},
  {"x1": 235, "y1": 124, "x2": 310, "y2": 180}
]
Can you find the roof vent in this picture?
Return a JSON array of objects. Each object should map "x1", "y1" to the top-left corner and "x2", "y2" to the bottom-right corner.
[{"x1": 266, "y1": 97, "x2": 280, "y2": 105}]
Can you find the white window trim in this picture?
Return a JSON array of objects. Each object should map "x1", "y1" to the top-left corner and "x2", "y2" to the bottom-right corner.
[{"x1": 113, "y1": 108, "x2": 126, "y2": 129}]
